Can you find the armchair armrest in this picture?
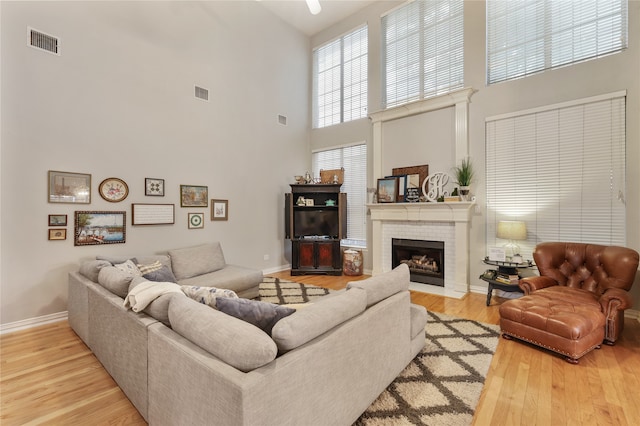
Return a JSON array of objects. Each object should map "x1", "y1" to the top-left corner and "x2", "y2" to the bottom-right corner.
[
  {"x1": 519, "y1": 276, "x2": 557, "y2": 294},
  {"x1": 599, "y1": 287, "x2": 633, "y2": 314}
]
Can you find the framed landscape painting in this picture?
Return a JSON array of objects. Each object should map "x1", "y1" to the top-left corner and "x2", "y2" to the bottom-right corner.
[
  {"x1": 74, "y1": 211, "x2": 126, "y2": 246},
  {"x1": 180, "y1": 185, "x2": 208, "y2": 207}
]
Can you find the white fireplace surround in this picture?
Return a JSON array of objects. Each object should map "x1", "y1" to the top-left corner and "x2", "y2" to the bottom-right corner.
[
  {"x1": 369, "y1": 203, "x2": 474, "y2": 298},
  {"x1": 368, "y1": 88, "x2": 475, "y2": 298}
]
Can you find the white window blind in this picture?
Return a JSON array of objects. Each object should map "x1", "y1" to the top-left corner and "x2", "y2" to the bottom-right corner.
[
  {"x1": 382, "y1": 0, "x2": 464, "y2": 109},
  {"x1": 486, "y1": 93, "x2": 626, "y2": 260},
  {"x1": 487, "y1": 0, "x2": 628, "y2": 85},
  {"x1": 313, "y1": 144, "x2": 367, "y2": 246},
  {"x1": 313, "y1": 25, "x2": 368, "y2": 129}
]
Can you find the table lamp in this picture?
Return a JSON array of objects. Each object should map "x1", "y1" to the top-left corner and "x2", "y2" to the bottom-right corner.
[{"x1": 497, "y1": 220, "x2": 527, "y2": 261}]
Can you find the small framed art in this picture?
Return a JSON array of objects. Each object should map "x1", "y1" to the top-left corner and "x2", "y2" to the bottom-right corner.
[
  {"x1": 74, "y1": 211, "x2": 126, "y2": 246},
  {"x1": 188, "y1": 212, "x2": 204, "y2": 229},
  {"x1": 48, "y1": 214, "x2": 67, "y2": 226},
  {"x1": 211, "y1": 199, "x2": 228, "y2": 221},
  {"x1": 180, "y1": 185, "x2": 208, "y2": 207},
  {"x1": 377, "y1": 177, "x2": 399, "y2": 203},
  {"x1": 145, "y1": 178, "x2": 165, "y2": 196},
  {"x1": 48, "y1": 170, "x2": 91, "y2": 204},
  {"x1": 132, "y1": 204, "x2": 175, "y2": 225},
  {"x1": 48, "y1": 229, "x2": 67, "y2": 240}
]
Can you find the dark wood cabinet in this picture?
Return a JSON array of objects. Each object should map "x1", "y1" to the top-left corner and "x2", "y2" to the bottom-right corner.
[{"x1": 285, "y1": 184, "x2": 346, "y2": 275}]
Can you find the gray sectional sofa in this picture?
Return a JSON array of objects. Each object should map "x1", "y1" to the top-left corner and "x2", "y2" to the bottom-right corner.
[{"x1": 67, "y1": 241, "x2": 427, "y2": 426}]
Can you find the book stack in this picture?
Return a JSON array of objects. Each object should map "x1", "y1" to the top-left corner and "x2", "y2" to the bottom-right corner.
[{"x1": 495, "y1": 273, "x2": 520, "y2": 285}]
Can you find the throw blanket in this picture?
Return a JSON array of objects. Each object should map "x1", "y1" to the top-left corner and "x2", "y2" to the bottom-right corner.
[{"x1": 123, "y1": 281, "x2": 182, "y2": 312}]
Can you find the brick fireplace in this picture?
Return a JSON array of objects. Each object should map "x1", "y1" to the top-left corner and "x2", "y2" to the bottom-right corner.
[{"x1": 369, "y1": 202, "x2": 474, "y2": 298}]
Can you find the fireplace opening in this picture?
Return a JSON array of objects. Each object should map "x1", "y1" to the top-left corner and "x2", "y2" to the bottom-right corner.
[{"x1": 392, "y1": 238, "x2": 444, "y2": 286}]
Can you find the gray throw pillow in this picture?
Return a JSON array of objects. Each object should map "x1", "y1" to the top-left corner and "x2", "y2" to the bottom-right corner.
[
  {"x1": 143, "y1": 265, "x2": 177, "y2": 283},
  {"x1": 216, "y1": 298, "x2": 296, "y2": 335},
  {"x1": 79, "y1": 260, "x2": 111, "y2": 282}
]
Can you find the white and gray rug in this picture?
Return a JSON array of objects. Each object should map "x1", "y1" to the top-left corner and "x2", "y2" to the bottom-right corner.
[{"x1": 259, "y1": 278, "x2": 500, "y2": 426}]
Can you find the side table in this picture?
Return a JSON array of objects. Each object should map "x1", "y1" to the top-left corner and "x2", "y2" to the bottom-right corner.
[{"x1": 482, "y1": 258, "x2": 534, "y2": 306}]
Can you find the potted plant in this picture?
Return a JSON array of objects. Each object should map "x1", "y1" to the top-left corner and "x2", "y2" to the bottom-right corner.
[{"x1": 452, "y1": 158, "x2": 474, "y2": 201}]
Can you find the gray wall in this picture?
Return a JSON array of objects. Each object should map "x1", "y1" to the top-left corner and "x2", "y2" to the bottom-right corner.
[
  {"x1": 311, "y1": 1, "x2": 640, "y2": 309},
  {"x1": 0, "y1": 1, "x2": 310, "y2": 325}
]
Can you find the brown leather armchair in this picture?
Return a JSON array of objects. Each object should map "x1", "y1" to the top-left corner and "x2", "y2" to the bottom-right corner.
[{"x1": 520, "y1": 242, "x2": 639, "y2": 344}]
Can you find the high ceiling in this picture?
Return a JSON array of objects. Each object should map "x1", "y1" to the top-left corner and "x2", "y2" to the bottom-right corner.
[{"x1": 258, "y1": 0, "x2": 383, "y2": 37}]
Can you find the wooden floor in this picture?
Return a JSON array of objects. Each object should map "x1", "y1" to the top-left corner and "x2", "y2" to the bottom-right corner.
[{"x1": 2, "y1": 271, "x2": 639, "y2": 425}]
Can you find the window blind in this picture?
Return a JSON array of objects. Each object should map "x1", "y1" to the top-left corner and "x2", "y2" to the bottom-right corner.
[
  {"x1": 485, "y1": 93, "x2": 626, "y2": 260},
  {"x1": 487, "y1": 0, "x2": 628, "y2": 85},
  {"x1": 313, "y1": 26, "x2": 368, "y2": 128},
  {"x1": 313, "y1": 144, "x2": 367, "y2": 246},
  {"x1": 382, "y1": 0, "x2": 464, "y2": 109}
]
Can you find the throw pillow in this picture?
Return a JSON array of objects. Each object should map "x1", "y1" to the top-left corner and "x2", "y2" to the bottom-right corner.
[
  {"x1": 143, "y1": 265, "x2": 178, "y2": 283},
  {"x1": 181, "y1": 285, "x2": 237, "y2": 308},
  {"x1": 137, "y1": 260, "x2": 163, "y2": 275},
  {"x1": 114, "y1": 259, "x2": 142, "y2": 277},
  {"x1": 215, "y1": 298, "x2": 296, "y2": 335}
]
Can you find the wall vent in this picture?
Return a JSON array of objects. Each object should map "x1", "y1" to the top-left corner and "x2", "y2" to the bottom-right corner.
[
  {"x1": 28, "y1": 27, "x2": 60, "y2": 55},
  {"x1": 278, "y1": 114, "x2": 287, "y2": 125},
  {"x1": 195, "y1": 86, "x2": 209, "y2": 101}
]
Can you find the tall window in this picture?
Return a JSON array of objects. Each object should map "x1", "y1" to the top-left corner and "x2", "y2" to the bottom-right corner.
[
  {"x1": 313, "y1": 25, "x2": 368, "y2": 128},
  {"x1": 313, "y1": 144, "x2": 367, "y2": 247},
  {"x1": 487, "y1": 0, "x2": 628, "y2": 85},
  {"x1": 382, "y1": 0, "x2": 464, "y2": 109},
  {"x1": 485, "y1": 93, "x2": 626, "y2": 259}
]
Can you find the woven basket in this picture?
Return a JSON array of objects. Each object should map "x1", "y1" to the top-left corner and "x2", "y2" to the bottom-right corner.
[{"x1": 320, "y1": 168, "x2": 344, "y2": 184}]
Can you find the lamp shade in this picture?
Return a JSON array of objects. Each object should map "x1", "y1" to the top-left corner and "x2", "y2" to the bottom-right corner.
[{"x1": 497, "y1": 221, "x2": 527, "y2": 241}]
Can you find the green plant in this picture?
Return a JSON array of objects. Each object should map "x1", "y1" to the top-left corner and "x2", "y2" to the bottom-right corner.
[{"x1": 452, "y1": 158, "x2": 474, "y2": 187}]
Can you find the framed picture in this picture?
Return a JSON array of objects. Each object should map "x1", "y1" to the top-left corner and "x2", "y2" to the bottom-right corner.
[
  {"x1": 48, "y1": 229, "x2": 66, "y2": 240},
  {"x1": 180, "y1": 185, "x2": 208, "y2": 207},
  {"x1": 145, "y1": 178, "x2": 165, "y2": 196},
  {"x1": 387, "y1": 175, "x2": 407, "y2": 202},
  {"x1": 377, "y1": 177, "x2": 399, "y2": 203},
  {"x1": 98, "y1": 177, "x2": 129, "y2": 203},
  {"x1": 132, "y1": 203, "x2": 175, "y2": 225},
  {"x1": 48, "y1": 170, "x2": 91, "y2": 204},
  {"x1": 48, "y1": 214, "x2": 67, "y2": 226},
  {"x1": 392, "y1": 165, "x2": 429, "y2": 190},
  {"x1": 211, "y1": 199, "x2": 228, "y2": 221},
  {"x1": 305, "y1": 199, "x2": 314, "y2": 207},
  {"x1": 188, "y1": 212, "x2": 204, "y2": 229},
  {"x1": 74, "y1": 211, "x2": 126, "y2": 246}
]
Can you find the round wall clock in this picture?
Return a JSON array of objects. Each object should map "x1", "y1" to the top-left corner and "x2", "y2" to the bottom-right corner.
[{"x1": 99, "y1": 177, "x2": 129, "y2": 202}]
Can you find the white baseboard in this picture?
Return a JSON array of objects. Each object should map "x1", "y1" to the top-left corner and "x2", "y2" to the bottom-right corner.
[{"x1": 1, "y1": 311, "x2": 68, "y2": 335}]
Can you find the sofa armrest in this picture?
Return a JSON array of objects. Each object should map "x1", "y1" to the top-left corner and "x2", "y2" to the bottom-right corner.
[{"x1": 519, "y1": 276, "x2": 557, "y2": 294}]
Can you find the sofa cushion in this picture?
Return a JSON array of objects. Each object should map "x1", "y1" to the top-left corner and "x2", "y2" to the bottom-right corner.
[
  {"x1": 114, "y1": 259, "x2": 142, "y2": 276},
  {"x1": 216, "y1": 298, "x2": 295, "y2": 335},
  {"x1": 169, "y1": 296, "x2": 277, "y2": 372},
  {"x1": 98, "y1": 266, "x2": 136, "y2": 298},
  {"x1": 346, "y1": 264, "x2": 409, "y2": 307},
  {"x1": 79, "y1": 259, "x2": 112, "y2": 282},
  {"x1": 181, "y1": 285, "x2": 238, "y2": 308},
  {"x1": 271, "y1": 287, "x2": 367, "y2": 352},
  {"x1": 169, "y1": 243, "x2": 226, "y2": 281},
  {"x1": 143, "y1": 266, "x2": 178, "y2": 283}
]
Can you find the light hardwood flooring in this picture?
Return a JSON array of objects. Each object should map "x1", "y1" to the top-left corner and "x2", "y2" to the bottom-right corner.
[{"x1": 1, "y1": 271, "x2": 639, "y2": 425}]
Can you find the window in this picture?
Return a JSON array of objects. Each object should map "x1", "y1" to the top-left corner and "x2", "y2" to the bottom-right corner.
[
  {"x1": 313, "y1": 26, "x2": 368, "y2": 128},
  {"x1": 382, "y1": 0, "x2": 464, "y2": 109},
  {"x1": 312, "y1": 144, "x2": 367, "y2": 246},
  {"x1": 487, "y1": 0, "x2": 628, "y2": 85},
  {"x1": 485, "y1": 93, "x2": 626, "y2": 260}
]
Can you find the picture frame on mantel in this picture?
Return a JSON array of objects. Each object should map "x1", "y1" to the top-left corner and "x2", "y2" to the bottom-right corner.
[
  {"x1": 392, "y1": 165, "x2": 429, "y2": 192},
  {"x1": 377, "y1": 177, "x2": 399, "y2": 203}
]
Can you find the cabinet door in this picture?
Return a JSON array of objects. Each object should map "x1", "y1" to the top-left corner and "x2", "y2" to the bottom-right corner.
[
  {"x1": 297, "y1": 241, "x2": 315, "y2": 268},
  {"x1": 316, "y1": 242, "x2": 334, "y2": 268}
]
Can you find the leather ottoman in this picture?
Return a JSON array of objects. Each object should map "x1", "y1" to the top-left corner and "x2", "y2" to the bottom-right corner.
[{"x1": 499, "y1": 290, "x2": 605, "y2": 364}]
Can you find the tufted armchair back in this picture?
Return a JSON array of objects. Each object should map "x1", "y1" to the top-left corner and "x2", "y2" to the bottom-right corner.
[{"x1": 533, "y1": 242, "x2": 639, "y2": 295}]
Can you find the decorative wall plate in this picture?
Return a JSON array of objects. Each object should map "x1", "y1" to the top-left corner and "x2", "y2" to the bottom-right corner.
[{"x1": 99, "y1": 178, "x2": 129, "y2": 202}]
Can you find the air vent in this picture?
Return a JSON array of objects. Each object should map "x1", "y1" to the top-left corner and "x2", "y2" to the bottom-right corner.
[
  {"x1": 278, "y1": 114, "x2": 287, "y2": 125},
  {"x1": 28, "y1": 27, "x2": 60, "y2": 55},
  {"x1": 195, "y1": 86, "x2": 209, "y2": 101}
]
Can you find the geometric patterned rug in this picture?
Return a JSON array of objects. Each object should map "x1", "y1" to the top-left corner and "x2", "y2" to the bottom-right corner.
[{"x1": 259, "y1": 278, "x2": 500, "y2": 426}]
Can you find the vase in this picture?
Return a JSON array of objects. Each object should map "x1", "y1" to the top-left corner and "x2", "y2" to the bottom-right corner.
[{"x1": 459, "y1": 186, "x2": 471, "y2": 201}]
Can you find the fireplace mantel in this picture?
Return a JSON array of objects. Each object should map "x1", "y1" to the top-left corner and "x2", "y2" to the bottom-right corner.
[{"x1": 369, "y1": 201, "x2": 475, "y2": 298}]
